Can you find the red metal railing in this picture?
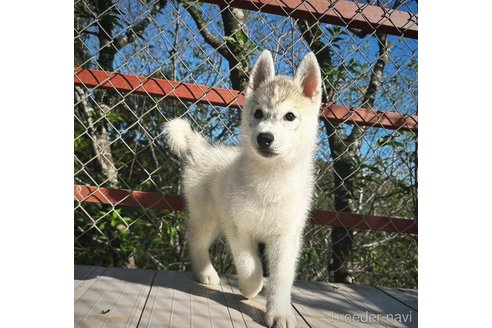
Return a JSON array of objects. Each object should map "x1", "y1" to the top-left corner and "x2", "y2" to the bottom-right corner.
[
  {"x1": 200, "y1": 0, "x2": 418, "y2": 39},
  {"x1": 74, "y1": 68, "x2": 418, "y2": 132},
  {"x1": 74, "y1": 185, "x2": 417, "y2": 234}
]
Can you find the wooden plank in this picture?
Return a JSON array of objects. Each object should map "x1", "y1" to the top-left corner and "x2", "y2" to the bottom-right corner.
[
  {"x1": 217, "y1": 275, "x2": 249, "y2": 327},
  {"x1": 200, "y1": 0, "x2": 418, "y2": 39},
  {"x1": 161, "y1": 270, "x2": 193, "y2": 327},
  {"x1": 188, "y1": 273, "x2": 235, "y2": 328},
  {"x1": 225, "y1": 276, "x2": 310, "y2": 328},
  {"x1": 74, "y1": 68, "x2": 418, "y2": 132},
  {"x1": 140, "y1": 270, "x2": 238, "y2": 327},
  {"x1": 138, "y1": 270, "x2": 180, "y2": 328},
  {"x1": 376, "y1": 287, "x2": 418, "y2": 312},
  {"x1": 292, "y1": 280, "x2": 417, "y2": 327},
  {"x1": 334, "y1": 282, "x2": 417, "y2": 327},
  {"x1": 225, "y1": 275, "x2": 267, "y2": 327},
  {"x1": 74, "y1": 265, "x2": 107, "y2": 301},
  {"x1": 74, "y1": 184, "x2": 418, "y2": 235},
  {"x1": 74, "y1": 267, "x2": 155, "y2": 328},
  {"x1": 292, "y1": 280, "x2": 358, "y2": 328}
]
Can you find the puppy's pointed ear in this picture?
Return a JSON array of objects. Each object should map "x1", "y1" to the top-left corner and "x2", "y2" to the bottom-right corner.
[
  {"x1": 294, "y1": 52, "x2": 322, "y2": 102},
  {"x1": 247, "y1": 50, "x2": 275, "y2": 92}
]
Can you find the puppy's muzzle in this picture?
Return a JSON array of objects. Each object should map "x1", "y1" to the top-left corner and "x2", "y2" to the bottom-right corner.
[{"x1": 257, "y1": 132, "x2": 274, "y2": 150}]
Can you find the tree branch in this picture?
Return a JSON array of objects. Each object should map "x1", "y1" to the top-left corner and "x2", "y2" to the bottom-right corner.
[
  {"x1": 348, "y1": 0, "x2": 404, "y2": 39},
  {"x1": 348, "y1": 28, "x2": 370, "y2": 39},
  {"x1": 346, "y1": 32, "x2": 390, "y2": 148},
  {"x1": 179, "y1": 1, "x2": 230, "y2": 59},
  {"x1": 116, "y1": 0, "x2": 168, "y2": 48},
  {"x1": 345, "y1": 0, "x2": 400, "y2": 149}
]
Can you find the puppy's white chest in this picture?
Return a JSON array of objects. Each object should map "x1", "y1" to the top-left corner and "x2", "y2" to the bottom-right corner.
[{"x1": 227, "y1": 185, "x2": 308, "y2": 238}]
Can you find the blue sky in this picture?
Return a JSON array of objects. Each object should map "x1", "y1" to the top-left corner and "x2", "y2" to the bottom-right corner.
[{"x1": 80, "y1": 0, "x2": 417, "y2": 118}]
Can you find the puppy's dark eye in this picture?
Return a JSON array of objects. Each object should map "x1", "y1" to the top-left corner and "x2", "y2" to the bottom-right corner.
[
  {"x1": 254, "y1": 109, "x2": 264, "y2": 119},
  {"x1": 284, "y1": 112, "x2": 296, "y2": 121}
]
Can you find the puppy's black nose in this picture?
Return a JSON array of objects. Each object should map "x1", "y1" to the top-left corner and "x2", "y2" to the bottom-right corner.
[{"x1": 257, "y1": 132, "x2": 274, "y2": 149}]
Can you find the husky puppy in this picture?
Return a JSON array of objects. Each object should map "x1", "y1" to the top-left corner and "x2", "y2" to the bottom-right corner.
[{"x1": 164, "y1": 50, "x2": 321, "y2": 328}]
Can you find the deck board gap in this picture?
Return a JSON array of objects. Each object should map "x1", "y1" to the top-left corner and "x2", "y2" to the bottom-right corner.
[
  {"x1": 135, "y1": 270, "x2": 158, "y2": 328},
  {"x1": 292, "y1": 302, "x2": 313, "y2": 328}
]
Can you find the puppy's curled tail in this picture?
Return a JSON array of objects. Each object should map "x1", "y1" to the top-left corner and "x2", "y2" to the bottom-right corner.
[{"x1": 163, "y1": 118, "x2": 208, "y2": 160}]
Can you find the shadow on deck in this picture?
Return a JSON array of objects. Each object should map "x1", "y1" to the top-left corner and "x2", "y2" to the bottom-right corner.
[{"x1": 74, "y1": 265, "x2": 417, "y2": 327}]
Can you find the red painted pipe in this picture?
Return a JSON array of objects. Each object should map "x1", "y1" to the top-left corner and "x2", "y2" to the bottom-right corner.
[
  {"x1": 74, "y1": 184, "x2": 417, "y2": 234},
  {"x1": 74, "y1": 68, "x2": 418, "y2": 132}
]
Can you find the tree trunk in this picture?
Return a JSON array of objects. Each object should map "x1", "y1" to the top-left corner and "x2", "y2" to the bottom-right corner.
[
  {"x1": 220, "y1": 7, "x2": 250, "y2": 91},
  {"x1": 326, "y1": 122, "x2": 358, "y2": 283},
  {"x1": 299, "y1": 19, "x2": 391, "y2": 282},
  {"x1": 75, "y1": 86, "x2": 119, "y2": 187},
  {"x1": 330, "y1": 33, "x2": 390, "y2": 283},
  {"x1": 76, "y1": 0, "x2": 121, "y2": 188}
]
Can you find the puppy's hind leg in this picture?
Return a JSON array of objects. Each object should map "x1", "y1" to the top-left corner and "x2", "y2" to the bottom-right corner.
[
  {"x1": 228, "y1": 234, "x2": 264, "y2": 299},
  {"x1": 187, "y1": 213, "x2": 220, "y2": 285}
]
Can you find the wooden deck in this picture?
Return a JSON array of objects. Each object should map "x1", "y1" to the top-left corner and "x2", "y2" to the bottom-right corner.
[{"x1": 75, "y1": 265, "x2": 417, "y2": 328}]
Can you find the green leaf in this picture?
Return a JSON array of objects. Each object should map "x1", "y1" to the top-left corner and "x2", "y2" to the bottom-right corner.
[
  {"x1": 387, "y1": 140, "x2": 404, "y2": 148},
  {"x1": 105, "y1": 112, "x2": 124, "y2": 123},
  {"x1": 223, "y1": 36, "x2": 236, "y2": 44},
  {"x1": 236, "y1": 30, "x2": 248, "y2": 44},
  {"x1": 332, "y1": 36, "x2": 343, "y2": 43},
  {"x1": 361, "y1": 163, "x2": 381, "y2": 174},
  {"x1": 376, "y1": 135, "x2": 391, "y2": 149}
]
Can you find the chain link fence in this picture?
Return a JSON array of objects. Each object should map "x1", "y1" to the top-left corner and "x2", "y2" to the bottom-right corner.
[{"x1": 74, "y1": 0, "x2": 417, "y2": 288}]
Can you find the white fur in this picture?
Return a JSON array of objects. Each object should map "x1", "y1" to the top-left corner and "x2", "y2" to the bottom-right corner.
[{"x1": 163, "y1": 50, "x2": 322, "y2": 328}]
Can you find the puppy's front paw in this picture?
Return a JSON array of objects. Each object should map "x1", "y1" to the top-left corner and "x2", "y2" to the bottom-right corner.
[
  {"x1": 265, "y1": 312, "x2": 296, "y2": 328},
  {"x1": 195, "y1": 268, "x2": 220, "y2": 285},
  {"x1": 239, "y1": 275, "x2": 263, "y2": 299}
]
